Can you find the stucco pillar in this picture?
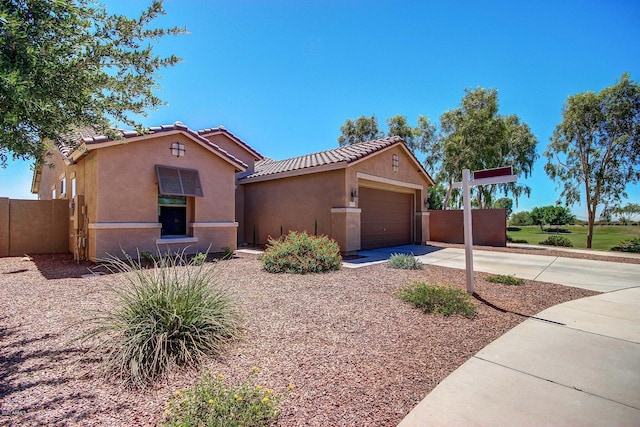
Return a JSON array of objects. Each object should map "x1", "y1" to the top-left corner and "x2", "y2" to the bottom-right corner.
[
  {"x1": 415, "y1": 211, "x2": 430, "y2": 244},
  {"x1": 330, "y1": 207, "x2": 361, "y2": 254}
]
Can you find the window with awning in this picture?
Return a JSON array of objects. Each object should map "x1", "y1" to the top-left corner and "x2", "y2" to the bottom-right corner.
[{"x1": 155, "y1": 165, "x2": 203, "y2": 197}]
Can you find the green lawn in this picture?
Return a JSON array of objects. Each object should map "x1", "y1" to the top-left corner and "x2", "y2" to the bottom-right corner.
[{"x1": 507, "y1": 225, "x2": 640, "y2": 251}]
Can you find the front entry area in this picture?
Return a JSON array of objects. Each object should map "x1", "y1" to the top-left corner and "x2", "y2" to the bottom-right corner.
[{"x1": 359, "y1": 187, "x2": 412, "y2": 250}]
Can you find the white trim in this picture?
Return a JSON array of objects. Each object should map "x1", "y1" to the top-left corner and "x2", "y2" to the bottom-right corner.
[
  {"x1": 190, "y1": 221, "x2": 238, "y2": 228},
  {"x1": 239, "y1": 162, "x2": 347, "y2": 184},
  {"x1": 330, "y1": 207, "x2": 362, "y2": 213},
  {"x1": 356, "y1": 172, "x2": 424, "y2": 190},
  {"x1": 89, "y1": 222, "x2": 162, "y2": 230},
  {"x1": 415, "y1": 211, "x2": 430, "y2": 216},
  {"x1": 156, "y1": 237, "x2": 198, "y2": 245}
]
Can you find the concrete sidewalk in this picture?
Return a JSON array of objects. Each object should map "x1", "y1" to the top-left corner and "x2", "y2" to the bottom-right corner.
[{"x1": 383, "y1": 246, "x2": 640, "y2": 426}]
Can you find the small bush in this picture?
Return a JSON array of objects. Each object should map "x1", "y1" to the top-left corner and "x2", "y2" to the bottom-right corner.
[
  {"x1": 192, "y1": 252, "x2": 207, "y2": 265},
  {"x1": 485, "y1": 274, "x2": 525, "y2": 286},
  {"x1": 396, "y1": 282, "x2": 476, "y2": 318},
  {"x1": 387, "y1": 253, "x2": 422, "y2": 270},
  {"x1": 611, "y1": 236, "x2": 640, "y2": 253},
  {"x1": 507, "y1": 235, "x2": 528, "y2": 244},
  {"x1": 261, "y1": 231, "x2": 342, "y2": 274},
  {"x1": 82, "y1": 251, "x2": 243, "y2": 387},
  {"x1": 161, "y1": 368, "x2": 291, "y2": 427},
  {"x1": 221, "y1": 246, "x2": 234, "y2": 260},
  {"x1": 539, "y1": 235, "x2": 573, "y2": 247}
]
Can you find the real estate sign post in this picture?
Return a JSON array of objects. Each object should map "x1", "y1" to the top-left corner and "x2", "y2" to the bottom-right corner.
[{"x1": 452, "y1": 166, "x2": 516, "y2": 293}]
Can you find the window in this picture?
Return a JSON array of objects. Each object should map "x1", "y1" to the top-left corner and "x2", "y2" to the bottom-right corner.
[
  {"x1": 158, "y1": 195, "x2": 187, "y2": 236},
  {"x1": 71, "y1": 177, "x2": 76, "y2": 198},
  {"x1": 156, "y1": 165, "x2": 203, "y2": 197},
  {"x1": 51, "y1": 188, "x2": 56, "y2": 199},
  {"x1": 60, "y1": 177, "x2": 66, "y2": 196},
  {"x1": 392, "y1": 154, "x2": 399, "y2": 173}
]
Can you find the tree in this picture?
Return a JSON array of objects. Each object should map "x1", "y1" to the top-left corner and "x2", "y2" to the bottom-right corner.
[
  {"x1": 493, "y1": 197, "x2": 513, "y2": 219},
  {"x1": 612, "y1": 203, "x2": 640, "y2": 224},
  {"x1": 337, "y1": 115, "x2": 383, "y2": 146},
  {"x1": 544, "y1": 73, "x2": 640, "y2": 248},
  {"x1": 423, "y1": 88, "x2": 538, "y2": 208},
  {"x1": 530, "y1": 206, "x2": 576, "y2": 232},
  {"x1": 509, "y1": 211, "x2": 533, "y2": 226},
  {"x1": 0, "y1": 0, "x2": 185, "y2": 166}
]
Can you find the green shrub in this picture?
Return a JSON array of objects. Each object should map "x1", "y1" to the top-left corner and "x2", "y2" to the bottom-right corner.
[
  {"x1": 539, "y1": 235, "x2": 573, "y2": 247},
  {"x1": 396, "y1": 282, "x2": 476, "y2": 318},
  {"x1": 611, "y1": 236, "x2": 640, "y2": 253},
  {"x1": 387, "y1": 253, "x2": 422, "y2": 270},
  {"x1": 82, "y1": 251, "x2": 242, "y2": 387},
  {"x1": 221, "y1": 246, "x2": 234, "y2": 260},
  {"x1": 192, "y1": 252, "x2": 207, "y2": 265},
  {"x1": 261, "y1": 231, "x2": 342, "y2": 274},
  {"x1": 506, "y1": 235, "x2": 528, "y2": 244},
  {"x1": 485, "y1": 274, "x2": 525, "y2": 286},
  {"x1": 161, "y1": 368, "x2": 291, "y2": 427}
]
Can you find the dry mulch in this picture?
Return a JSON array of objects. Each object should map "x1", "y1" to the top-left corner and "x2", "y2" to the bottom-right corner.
[{"x1": 0, "y1": 251, "x2": 599, "y2": 426}]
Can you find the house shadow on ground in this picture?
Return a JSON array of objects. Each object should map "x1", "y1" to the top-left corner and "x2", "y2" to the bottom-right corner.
[{"x1": 344, "y1": 244, "x2": 445, "y2": 265}]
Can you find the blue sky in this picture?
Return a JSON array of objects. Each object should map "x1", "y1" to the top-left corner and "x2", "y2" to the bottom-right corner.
[{"x1": 1, "y1": 0, "x2": 639, "y2": 218}]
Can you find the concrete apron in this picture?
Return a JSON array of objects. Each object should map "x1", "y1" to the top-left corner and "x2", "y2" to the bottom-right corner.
[{"x1": 398, "y1": 287, "x2": 640, "y2": 427}]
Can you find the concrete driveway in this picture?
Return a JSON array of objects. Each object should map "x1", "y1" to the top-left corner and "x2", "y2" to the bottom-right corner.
[
  {"x1": 343, "y1": 244, "x2": 640, "y2": 292},
  {"x1": 350, "y1": 245, "x2": 640, "y2": 426}
]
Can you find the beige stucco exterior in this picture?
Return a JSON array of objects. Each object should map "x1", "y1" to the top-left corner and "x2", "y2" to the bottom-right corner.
[
  {"x1": 241, "y1": 143, "x2": 433, "y2": 253},
  {"x1": 34, "y1": 129, "x2": 245, "y2": 261}
]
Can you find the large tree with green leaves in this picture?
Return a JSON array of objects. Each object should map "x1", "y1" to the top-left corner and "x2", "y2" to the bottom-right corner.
[
  {"x1": 544, "y1": 73, "x2": 640, "y2": 248},
  {"x1": 0, "y1": 0, "x2": 185, "y2": 166},
  {"x1": 424, "y1": 88, "x2": 538, "y2": 208},
  {"x1": 337, "y1": 115, "x2": 383, "y2": 146}
]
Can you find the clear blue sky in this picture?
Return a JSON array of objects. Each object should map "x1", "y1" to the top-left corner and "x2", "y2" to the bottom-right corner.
[{"x1": 1, "y1": 0, "x2": 639, "y2": 219}]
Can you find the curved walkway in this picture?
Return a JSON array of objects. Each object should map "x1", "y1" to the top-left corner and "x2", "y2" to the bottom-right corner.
[{"x1": 389, "y1": 246, "x2": 640, "y2": 426}]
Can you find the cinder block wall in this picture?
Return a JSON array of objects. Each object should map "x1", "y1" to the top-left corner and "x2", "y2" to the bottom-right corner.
[
  {"x1": 0, "y1": 198, "x2": 69, "y2": 257},
  {"x1": 428, "y1": 209, "x2": 507, "y2": 247}
]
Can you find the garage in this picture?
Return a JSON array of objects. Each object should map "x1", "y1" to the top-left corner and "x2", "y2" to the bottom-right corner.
[{"x1": 359, "y1": 186, "x2": 412, "y2": 250}]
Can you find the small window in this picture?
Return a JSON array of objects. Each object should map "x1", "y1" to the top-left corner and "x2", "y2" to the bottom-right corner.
[
  {"x1": 158, "y1": 195, "x2": 187, "y2": 236},
  {"x1": 156, "y1": 165, "x2": 203, "y2": 197},
  {"x1": 71, "y1": 177, "x2": 76, "y2": 198},
  {"x1": 52, "y1": 188, "x2": 56, "y2": 199},
  {"x1": 60, "y1": 177, "x2": 66, "y2": 196},
  {"x1": 392, "y1": 154, "x2": 399, "y2": 173}
]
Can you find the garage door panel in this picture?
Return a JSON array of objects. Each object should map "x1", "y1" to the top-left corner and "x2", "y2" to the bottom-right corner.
[{"x1": 359, "y1": 187, "x2": 412, "y2": 250}]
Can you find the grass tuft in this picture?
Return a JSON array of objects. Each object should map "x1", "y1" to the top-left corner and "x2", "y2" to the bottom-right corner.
[
  {"x1": 396, "y1": 282, "x2": 476, "y2": 318},
  {"x1": 81, "y1": 251, "x2": 243, "y2": 388},
  {"x1": 485, "y1": 274, "x2": 525, "y2": 286},
  {"x1": 387, "y1": 253, "x2": 423, "y2": 270}
]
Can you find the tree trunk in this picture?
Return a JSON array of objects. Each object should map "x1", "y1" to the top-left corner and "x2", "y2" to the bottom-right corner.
[{"x1": 586, "y1": 206, "x2": 595, "y2": 249}]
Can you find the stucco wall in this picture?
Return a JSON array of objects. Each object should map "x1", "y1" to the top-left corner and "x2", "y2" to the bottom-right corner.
[
  {"x1": 428, "y1": 209, "x2": 507, "y2": 246},
  {"x1": 0, "y1": 198, "x2": 69, "y2": 256},
  {"x1": 242, "y1": 169, "x2": 346, "y2": 246}
]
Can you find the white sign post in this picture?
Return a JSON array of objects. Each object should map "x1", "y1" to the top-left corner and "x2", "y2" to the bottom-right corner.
[{"x1": 452, "y1": 166, "x2": 517, "y2": 293}]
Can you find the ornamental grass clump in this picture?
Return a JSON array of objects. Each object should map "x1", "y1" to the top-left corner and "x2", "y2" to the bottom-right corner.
[
  {"x1": 261, "y1": 231, "x2": 342, "y2": 274},
  {"x1": 161, "y1": 368, "x2": 292, "y2": 427},
  {"x1": 82, "y1": 251, "x2": 242, "y2": 388},
  {"x1": 396, "y1": 282, "x2": 477, "y2": 318},
  {"x1": 387, "y1": 253, "x2": 423, "y2": 270},
  {"x1": 485, "y1": 274, "x2": 525, "y2": 286}
]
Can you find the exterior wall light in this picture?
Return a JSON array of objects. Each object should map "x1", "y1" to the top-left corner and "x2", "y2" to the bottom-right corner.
[
  {"x1": 424, "y1": 198, "x2": 429, "y2": 208},
  {"x1": 170, "y1": 142, "x2": 185, "y2": 157},
  {"x1": 351, "y1": 189, "x2": 358, "y2": 201}
]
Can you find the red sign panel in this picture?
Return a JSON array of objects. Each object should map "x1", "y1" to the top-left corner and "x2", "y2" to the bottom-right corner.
[{"x1": 473, "y1": 166, "x2": 513, "y2": 180}]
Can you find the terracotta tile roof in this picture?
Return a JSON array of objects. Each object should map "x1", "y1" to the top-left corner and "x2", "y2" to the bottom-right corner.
[
  {"x1": 197, "y1": 126, "x2": 264, "y2": 160},
  {"x1": 242, "y1": 136, "x2": 407, "y2": 179},
  {"x1": 61, "y1": 122, "x2": 249, "y2": 170}
]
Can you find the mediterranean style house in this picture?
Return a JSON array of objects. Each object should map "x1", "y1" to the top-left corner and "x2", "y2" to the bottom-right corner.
[{"x1": 32, "y1": 122, "x2": 434, "y2": 261}]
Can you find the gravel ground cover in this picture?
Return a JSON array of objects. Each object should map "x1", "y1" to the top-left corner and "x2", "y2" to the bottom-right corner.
[{"x1": 0, "y1": 251, "x2": 598, "y2": 426}]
